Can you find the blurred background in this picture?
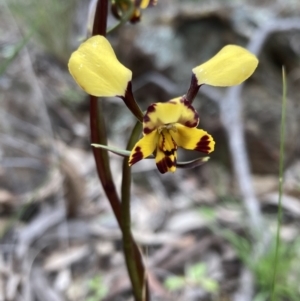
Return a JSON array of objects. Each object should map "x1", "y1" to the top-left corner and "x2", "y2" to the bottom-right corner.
[{"x1": 1, "y1": 0, "x2": 300, "y2": 300}]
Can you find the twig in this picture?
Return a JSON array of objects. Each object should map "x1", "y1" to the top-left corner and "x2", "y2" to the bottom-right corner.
[
  {"x1": 31, "y1": 266, "x2": 64, "y2": 301},
  {"x1": 1, "y1": 157, "x2": 45, "y2": 170},
  {"x1": 220, "y1": 17, "x2": 300, "y2": 232},
  {"x1": 220, "y1": 17, "x2": 300, "y2": 301},
  {"x1": 133, "y1": 71, "x2": 179, "y2": 94},
  {"x1": 220, "y1": 85, "x2": 263, "y2": 231},
  {"x1": 247, "y1": 18, "x2": 300, "y2": 55},
  {"x1": 157, "y1": 237, "x2": 216, "y2": 270},
  {"x1": 37, "y1": 220, "x2": 183, "y2": 247},
  {"x1": 232, "y1": 268, "x2": 255, "y2": 301},
  {"x1": 1, "y1": 4, "x2": 80, "y2": 301},
  {"x1": 16, "y1": 207, "x2": 66, "y2": 258},
  {"x1": 0, "y1": 109, "x2": 43, "y2": 137},
  {"x1": 0, "y1": 134, "x2": 44, "y2": 158}
]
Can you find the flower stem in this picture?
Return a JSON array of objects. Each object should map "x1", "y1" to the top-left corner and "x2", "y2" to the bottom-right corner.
[
  {"x1": 92, "y1": 0, "x2": 108, "y2": 36},
  {"x1": 90, "y1": 0, "x2": 122, "y2": 229},
  {"x1": 186, "y1": 74, "x2": 201, "y2": 104},
  {"x1": 122, "y1": 82, "x2": 144, "y2": 122},
  {"x1": 90, "y1": 1, "x2": 149, "y2": 300},
  {"x1": 107, "y1": 0, "x2": 135, "y2": 33},
  {"x1": 90, "y1": 96, "x2": 122, "y2": 219},
  {"x1": 121, "y1": 121, "x2": 147, "y2": 300}
]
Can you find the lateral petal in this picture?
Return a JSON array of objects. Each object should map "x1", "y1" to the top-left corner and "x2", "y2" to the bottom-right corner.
[
  {"x1": 68, "y1": 35, "x2": 132, "y2": 97},
  {"x1": 136, "y1": 0, "x2": 157, "y2": 8},
  {"x1": 139, "y1": 0, "x2": 150, "y2": 8},
  {"x1": 155, "y1": 131, "x2": 177, "y2": 174},
  {"x1": 192, "y1": 45, "x2": 258, "y2": 87},
  {"x1": 129, "y1": 130, "x2": 158, "y2": 166},
  {"x1": 170, "y1": 124, "x2": 215, "y2": 154},
  {"x1": 143, "y1": 97, "x2": 199, "y2": 134}
]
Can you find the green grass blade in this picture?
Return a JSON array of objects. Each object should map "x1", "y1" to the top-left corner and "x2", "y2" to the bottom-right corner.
[
  {"x1": 271, "y1": 66, "x2": 287, "y2": 301},
  {"x1": 0, "y1": 28, "x2": 34, "y2": 75}
]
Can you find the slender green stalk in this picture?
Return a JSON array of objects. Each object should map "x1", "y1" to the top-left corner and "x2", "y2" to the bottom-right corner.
[
  {"x1": 271, "y1": 67, "x2": 287, "y2": 301},
  {"x1": 121, "y1": 121, "x2": 145, "y2": 300},
  {"x1": 0, "y1": 28, "x2": 34, "y2": 75}
]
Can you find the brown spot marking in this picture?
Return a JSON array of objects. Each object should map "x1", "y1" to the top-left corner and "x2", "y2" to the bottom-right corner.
[
  {"x1": 156, "y1": 156, "x2": 175, "y2": 174},
  {"x1": 164, "y1": 149, "x2": 175, "y2": 156},
  {"x1": 147, "y1": 103, "x2": 156, "y2": 113},
  {"x1": 179, "y1": 97, "x2": 199, "y2": 127},
  {"x1": 184, "y1": 119, "x2": 198, "y2": 127},
  {"x1": 143, "y1": 127, "x2": 153, "y2": 134},
  {"x1": 143, "y1": 114, "x2": 150, "y2": 122},
  {"x1": 166, "y1": 156, "x2": 175, "y2": 168},
  {"x1": 143, "y1": 104, "x2": 156, "y2": 124},
  {"x1": 168, "y1": 100, "x2": 177, "y2": 104},
  {"x1": 156, "y1": 160, "x2": 167, "y2": 174},
  {"x1": 163, "y1": 142, "x2": 177, "y2": 157},
  {"x1": 156, "y1": 134, "x2": 177, "y2": 173},
  {"x1": 129, "y1": 146, "x2": 143, "y2": 165},
  {"x1": 180, "y1": 97, "x2": 194, "y2": 110},
  {"x1": 194, "y1": 135, "x2": 211, "y2": 153},
  {"x1": 159, "y1": 134, "x2": 177, "y2": 158}
]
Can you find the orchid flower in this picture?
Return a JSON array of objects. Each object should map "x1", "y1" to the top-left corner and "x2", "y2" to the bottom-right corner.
[
  {"x1": 111, "y1": 0, "x2": 157, "y2": 23},
  {"x1": 68, "y1": 35, "x2": 258, "y2": 173},
  {"x1": 129, "y1": 97, "x2": 215, "y2": 173}
]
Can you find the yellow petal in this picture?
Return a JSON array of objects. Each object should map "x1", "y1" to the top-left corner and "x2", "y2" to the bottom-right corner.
[
  {"x1": 129, "y1": 130, "x2": 158, "y2": 166},
  {"x1": 143, "y1": 97, "x2": 199, "y2": 134},
  {"x1": 138, "y1": 0, "x2": 157, "y2": 8},
  {"x1": 139, "y1": 0, "x2": 150, "y2": 8},
  {"x1": 68, "y1": 35, "x2": 132, "y2": 97},
  {"x1": 170, "y1": 124, "x2": 215, "y2": 154},
  {"x1": 155, "y1": 130, "x2": 177, "y2": 174},
  {"x1": 192, "y1": 45, "x2": 258, "y2": 86}
]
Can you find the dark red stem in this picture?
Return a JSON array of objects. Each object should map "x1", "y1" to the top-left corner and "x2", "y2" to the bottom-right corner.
[
  {"x1": 186, "y1": 74, "x2": 201, "y2": 104},
  {"x1": 89, "y1": 1, "x2": 149, "y2": 300}
]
